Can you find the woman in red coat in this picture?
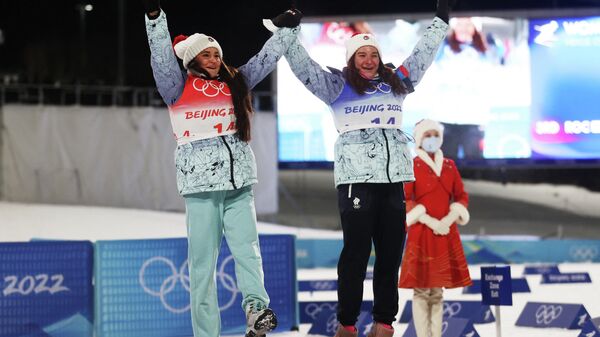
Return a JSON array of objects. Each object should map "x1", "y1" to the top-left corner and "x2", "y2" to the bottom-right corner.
[{"x1": 399, "y1": 119, "x2": 472, "y2": 337}]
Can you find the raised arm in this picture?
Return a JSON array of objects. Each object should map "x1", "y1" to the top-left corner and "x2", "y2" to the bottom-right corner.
[
  {"x1": 238, "y1": 27, "x2": 301, "y2": 90},
  {"x1": 283, "y1": 37, "x2": 345, "y2": 105},
  {"x1": 144, "y1": 1, "x2": 185, "y2": 106},
  {"x1": 237, "y1": 9, "x2": 302, "y2": 90},
  {"x1": 400, "y1": 0, "x2": 451, "y2": 89}
]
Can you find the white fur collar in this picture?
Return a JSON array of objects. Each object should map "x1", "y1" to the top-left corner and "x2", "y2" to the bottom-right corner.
[{"x1": 416, "y1": 149, "x2": 444, "y2": 177}]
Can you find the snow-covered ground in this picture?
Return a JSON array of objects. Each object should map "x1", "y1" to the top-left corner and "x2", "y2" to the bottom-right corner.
[
  {"x1": 299, "y1": 264, "x2": 600, "y2": 337},
  {"x1": 1, "y1": 201, "x2": 599, "y2": 337},
  {"x1": 0, "y1": 201, "x2": 345, "y2": 241},
  {"x1": 464, "y1": 180, "x2": 600, "y2": 218}
]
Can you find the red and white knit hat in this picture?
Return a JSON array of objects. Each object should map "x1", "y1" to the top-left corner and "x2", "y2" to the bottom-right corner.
[
  {"x1": 345, "y1": 33, "x2": 381, "y2": 62},
  {"x1": 173, "y1": 33, "x2": 223, "y2": 69},
  {"x1": 413, "y1": 119, "x2": 444, "y2": 148}
]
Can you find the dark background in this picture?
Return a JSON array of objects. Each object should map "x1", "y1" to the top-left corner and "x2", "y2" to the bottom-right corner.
[
  {"x1": 1, "y1": 0, "x2": 599, "y2": 190},
  {"x1": 1, "y1": 0, "x2": 598, "y2": 86}
]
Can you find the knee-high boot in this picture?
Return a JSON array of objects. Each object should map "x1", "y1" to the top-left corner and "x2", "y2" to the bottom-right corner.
[
  {"x1": 429, "y1": 288, "x2": 444, "y2": 337},
  {"x1": 412, "y1": 288, "x2": 431, "y2": 337}
]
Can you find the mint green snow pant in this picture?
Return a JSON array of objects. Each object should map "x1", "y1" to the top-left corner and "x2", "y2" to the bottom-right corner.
[{"x1": 184, "y1": 186, "x2": 269, "y2": 337}]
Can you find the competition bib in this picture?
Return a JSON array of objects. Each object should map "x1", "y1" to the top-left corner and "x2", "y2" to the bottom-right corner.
[
  {"x1": 169, "y1": 76, "x2": 237, "y2": 144},
  {"x1": 330, "y1": 76, "x2": 405, "y2": 133}
]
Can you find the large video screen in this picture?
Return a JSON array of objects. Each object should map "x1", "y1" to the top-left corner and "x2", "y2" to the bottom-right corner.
[{"x1": 276, "y1": 15, "x2": 600, "y2": 164}]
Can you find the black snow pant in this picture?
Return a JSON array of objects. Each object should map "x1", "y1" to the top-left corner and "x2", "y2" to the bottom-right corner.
[{"x1": 336, "y1": 182, "x2": 407, "y2": 326}]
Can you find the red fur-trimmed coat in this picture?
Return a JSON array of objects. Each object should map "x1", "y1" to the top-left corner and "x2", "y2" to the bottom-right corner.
[{"x1": 399, "y1": 150, "x2": 472, "y2": 289}]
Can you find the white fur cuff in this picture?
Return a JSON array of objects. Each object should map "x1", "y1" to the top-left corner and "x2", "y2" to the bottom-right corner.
[
  {"x1": 406, "y1": 204, "x2": 426, "y2": 226},
  {"x1": 450, "y1": 202, "x2": 470, "y2": 225},
  {"x1": 440, "y1": 209, "x2": 460, "y2": 227}
]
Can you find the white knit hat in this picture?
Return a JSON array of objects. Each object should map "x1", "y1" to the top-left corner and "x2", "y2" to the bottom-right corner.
[
  {"x1": 413, "y1": 119, "x2": 444, "y2": 148},
  {"x1": 173, "y1": 33, "x2": 223, "y2": 69},
  {"x1": 345, "y1": 33, "x2": 381, "y2": 62}
]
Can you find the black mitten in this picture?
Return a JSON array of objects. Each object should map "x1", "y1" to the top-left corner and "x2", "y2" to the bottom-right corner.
[
  {"x1": 436, "y1": 0, "x2": 457, "y2": 24},
  {"x1": 142, "y1": 0, "x2": 161, "y2": 19},
  {"x1": 271, "y1": 9, "x2": 303, "y2": 28}
]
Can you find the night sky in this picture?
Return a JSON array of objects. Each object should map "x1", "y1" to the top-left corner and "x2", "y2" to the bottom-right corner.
[{"x1": 0, "y1": 0, "x2": 595, "y2": 87}]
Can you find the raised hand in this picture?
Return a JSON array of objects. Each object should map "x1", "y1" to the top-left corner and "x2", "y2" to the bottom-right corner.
[
  {"x1": 272, "y1": 8, "x2": 303, "y2": 28},
  {"x1": 142, "y1": 0, "x2": 160, "y2": 19},
  {"x1": 263, "y1": 8, "x2": 302, "y2": 32},
  {"x1": 436, "y1": 0, "x2": 457, "y2": 24}
]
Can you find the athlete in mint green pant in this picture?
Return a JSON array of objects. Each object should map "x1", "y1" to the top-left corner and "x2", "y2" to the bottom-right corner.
[
  {"x1": 186, "y1": 186, "x2": 269, "y2": 337},
  {"x1": 144, "y1": 0, "x2": 301, "y2": 335}
]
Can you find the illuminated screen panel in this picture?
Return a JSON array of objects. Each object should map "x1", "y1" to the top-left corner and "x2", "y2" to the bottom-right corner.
[
  {"x1": 529, "y1": 16, "x2": 600, "y2": 159},
  {"x1": 276, "y1": 15, "x2": 600, "y2": 164}
]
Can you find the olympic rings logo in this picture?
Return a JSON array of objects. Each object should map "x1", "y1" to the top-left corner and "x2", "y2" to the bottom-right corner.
[
  {"x1": 216, "y1": 255, "x2": 241, "y2": 311},
  {"x1": 441, "y1": 321, "x2": 449, "y2": 335},
  {"x1": 139, "y1": 256, "x2": 190, "y2": 314},
  {"x1": 326, "y1": 312, "x2": 339, "y2": 334},
  {"x1": 309, "y1": 281, "x2": 336, "y2": 291},
  {"x1": 569, "y1": 246, "x2": 599, "y2": 261},
  {"x1": 443, "y1": 302, "x2": 462, "y2": 318},
  {"x1": 305, "y1": 302, "x2": 337, "y2": 320},
  {"x1": 364, "y1": 82, "x2": 392, "y2": 95},
  {"x1": 578, "y1": 313, "x2": 589, "y2": 327},
  {"x1": 464, "y1": 329, "x2": 476, "y2": 337},
  {"x1": 535, "y1": 304, "x2": 563, "y2": 324},
  {"x1": 139, "y1": 255, "x2": 240, "y2": 314},
  {"x1": 192, "y1": 78, "x2": 231, "y2": 97},
  {"x1": 484, "y1": 309, "x2": 493, "y2": 321}
]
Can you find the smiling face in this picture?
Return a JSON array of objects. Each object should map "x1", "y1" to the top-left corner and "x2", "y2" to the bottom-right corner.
[
  {"x1": 353, "y1": 45, "x2": 380, "y2": 79},
  {"x1": 193, "y1": 47, "x2": 222, "y2": 78}
]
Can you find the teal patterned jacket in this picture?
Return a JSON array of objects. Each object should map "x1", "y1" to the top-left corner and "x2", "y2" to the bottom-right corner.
[
  {"x1": 146, "y1": 11, "x2": 299, "y2": 195},
  {"x1": 284, "y1": 17, "x2": 448, "y2": 186}
]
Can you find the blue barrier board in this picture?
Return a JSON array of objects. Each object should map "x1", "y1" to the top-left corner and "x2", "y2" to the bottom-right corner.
[
  {"x1": 516, "y1": 302, "x2": 590, "y2": 329},
  {"x1": 578, "y1": 317, "x2": 600, "y2": 337},
  {"x1": 541, "y1": 272, "x2": 592, "y2": 284},
  {"x1": 307, "y1": 306, "x2": 338, "y2": 336},
  {"x1": 0, "y1": 241, "x2": 94, "y2": 337},
  {"x1": 308, "y1": 309, "x2": 373, "y2": 337},
  {"x1": 300, "y1": 301, "x2": 373, "y2": 324},
  {"x1": 296, "y1": 239, "x2": 600, "y2": 269},
  {"x1": 95, "y1": 235, "x2": 297, "y2": 337},
  {"x1": 402, "y1": 317, "x2": 480, "y2": 337},
  {"x1": 399, "y1": 300, "x2": 494, "y2": 324},
  {"x1": 523, "y1": 265, "x2": 560, "y2": 275},
  {"x1": 299, "y1": 280, "x2": 337, "y2": 292}
]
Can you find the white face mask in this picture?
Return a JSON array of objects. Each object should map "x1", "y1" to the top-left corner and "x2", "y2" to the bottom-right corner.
[{"x1": 421, "y1": 136, "x2": 442, "y2": 153}]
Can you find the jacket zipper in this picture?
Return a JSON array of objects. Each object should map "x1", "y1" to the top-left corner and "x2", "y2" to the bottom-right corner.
[
  {"x1": 221, "y1": 136, "x2": 237, "y2": 189},
  {"x1": 382, "y1": 129, "x2": 392, "y2": 183}
]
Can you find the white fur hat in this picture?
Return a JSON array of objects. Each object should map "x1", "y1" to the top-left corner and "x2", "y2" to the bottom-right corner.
[
  {"x1": 413, "y1": 119, "x2": 444, "y2": 148},
  {"x1": 173, "y1": 33, "x2": 223, "y2": 69},
  {"x1": 345, "y1": 33, "x2": 381, "y2": 62}
]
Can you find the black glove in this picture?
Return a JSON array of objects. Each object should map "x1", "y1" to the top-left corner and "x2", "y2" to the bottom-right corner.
[
  {"x1": 142, "y1": 0, "x2": 161, "y2": 19},
  {"x1": 436, "y1": 0, "x2": 457, "y2": 24},
  {"x1": 271, "y1": 8, "x2": 303, "y2": 28}
]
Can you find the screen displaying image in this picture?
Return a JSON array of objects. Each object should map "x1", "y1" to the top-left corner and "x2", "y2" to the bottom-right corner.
[
  {"x1": 529, "y1": 16, "x2": 600, "y2": 159},
  {"x1": 276, "y1": 15, "x2": 600, "y2": 164}
]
